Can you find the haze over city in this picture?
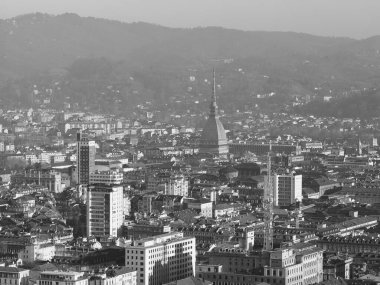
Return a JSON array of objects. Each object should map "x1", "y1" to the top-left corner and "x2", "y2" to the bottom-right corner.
[
  {"x1": 1, "y1": 0, "x2": 380, "y2": 284},
  {"x1": 2, "y1": 0, "x2": 380, "y2": 39}
]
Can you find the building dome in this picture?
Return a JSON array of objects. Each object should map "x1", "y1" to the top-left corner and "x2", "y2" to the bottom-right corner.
[
  {"x1": 200, "y1": 116, "x2": 228, "y2": 145},
  {"x1": 199, "y1": 70, "x2": 229, "y2": 156}
]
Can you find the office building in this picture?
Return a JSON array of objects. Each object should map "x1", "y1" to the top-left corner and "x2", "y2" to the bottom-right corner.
[
  {"x1": 125, "y1": 232, "x2": 196, "y2": 285},
  {"x1": 77, "y1": 132, "x2": 96, "y2": 185},
  {"x1": 87, "y1": 170, "x2": 124, "y2": 237},
  {"x1": 272, "y1": 173, "x2": 302, "y2": 207}
]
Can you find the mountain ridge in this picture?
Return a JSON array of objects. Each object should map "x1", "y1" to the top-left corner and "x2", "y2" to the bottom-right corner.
[{"x1": 1, "y1": 13, "x2": 380, "y2": 115}]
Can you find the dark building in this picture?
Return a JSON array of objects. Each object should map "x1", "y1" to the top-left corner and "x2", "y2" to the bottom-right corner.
[
  {"x1": 235, "y1": 163, "x2": 261, "y2": 178},
  {"x1": 76, "y1": 132, "x2": 96, "y2": 185},
  {"x1": 219, "y1": 166, "x2": 238, "y2": 180}
]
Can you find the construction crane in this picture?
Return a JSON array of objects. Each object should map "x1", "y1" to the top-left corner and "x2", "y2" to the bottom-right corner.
[{"x1": 263, "y1": 143, "x2": 274, "y2": 251}]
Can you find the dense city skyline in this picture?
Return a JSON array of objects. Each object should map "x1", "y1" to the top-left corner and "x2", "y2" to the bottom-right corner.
[
  {"x1": 1, "y1": 1, "x2": 380, "y2": 284},
  {"x1": 2, "y1": 0, "x2": 380, "y2": 39}
]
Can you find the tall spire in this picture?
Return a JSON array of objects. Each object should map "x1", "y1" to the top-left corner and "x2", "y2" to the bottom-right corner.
[{"x1": 210, "y1": 68, "x2": 218, "y2": 117}]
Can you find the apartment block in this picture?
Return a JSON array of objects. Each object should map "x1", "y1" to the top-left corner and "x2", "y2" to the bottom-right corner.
[{"x1": 125, "y1": 232, "x2": 196, "y2": 285}]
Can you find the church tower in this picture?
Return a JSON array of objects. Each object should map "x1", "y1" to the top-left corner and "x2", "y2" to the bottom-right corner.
[{"x1": 199, "y1": 70, "x2": 229, "y2": 157}]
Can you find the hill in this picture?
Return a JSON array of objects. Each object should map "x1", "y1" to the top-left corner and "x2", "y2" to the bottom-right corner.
[
  {"x1": 1, "y1": 13, "x2": 380, "y2": 114},
  {"x1": 296, "y1": 89, "x2": 380, "y2": 119}
]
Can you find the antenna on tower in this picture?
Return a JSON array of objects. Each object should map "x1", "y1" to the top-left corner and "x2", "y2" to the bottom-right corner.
[
  {"x1": 212, "y1": 68, "x2": 216, "y2": 97},
  {"x1": 263, "y1": 141, "x2": 274, "y2": 251}
]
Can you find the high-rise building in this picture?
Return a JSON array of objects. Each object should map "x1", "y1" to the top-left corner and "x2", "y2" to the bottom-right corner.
[
  {"x1": 87, "y1": 170, "x2": 124, "y2": 237},
  {"x1": 272, "y1": 173, "x2": 302, "y2": 207},
  {"x1": 125, "y1": 232, "x2": 196, "y2": 285},
  {"x1": 76, "y1": 132, "x2": 96, "y2": 185},
  {"x1": 199, "y1": 70, "x2": 229, "y2": 157}
]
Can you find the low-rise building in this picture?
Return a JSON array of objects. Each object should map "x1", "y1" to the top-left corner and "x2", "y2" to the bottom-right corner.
[
  {"x1": 11, "y1": 170, "x2": 62, "y2": 193},
  {"x1": 18, "y1": 242, "x2": 56, "y2": 262},
  {"x1": 37, "y1": 271, "x2": 88, "y2": 285},
  {"x1": 125, "y1": 232, "x2": 196, "y2": 285},
  {"x1": 185, "y1": 198, "x2": 213, "y2": 218},
  {"x1": 0, "y1": 267, "x2": 30, "y2": 285},
  {"x1": 88, "y1": 267, "x2": 137, "y2": 285}
]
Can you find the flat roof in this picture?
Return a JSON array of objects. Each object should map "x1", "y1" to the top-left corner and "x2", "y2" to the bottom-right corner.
[{"x1": 0, "y1": 267, "x2": 29, "y2": 273}]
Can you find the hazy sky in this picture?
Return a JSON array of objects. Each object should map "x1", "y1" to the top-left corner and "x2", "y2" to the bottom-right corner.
[{"x1": 2, "y1": 0, "x2": 380, "y2": 39}]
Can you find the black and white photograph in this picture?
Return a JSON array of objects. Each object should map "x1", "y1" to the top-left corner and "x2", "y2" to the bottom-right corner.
[{"x1": 1, "y1": 1, "x2": 380, "y2": 284}]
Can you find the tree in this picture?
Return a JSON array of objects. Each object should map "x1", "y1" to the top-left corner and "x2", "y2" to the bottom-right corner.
[{"x1": 6, "y1": 157, "x2": 26, "y2": 170}]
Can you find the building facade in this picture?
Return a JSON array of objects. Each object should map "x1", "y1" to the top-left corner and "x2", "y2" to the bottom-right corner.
[
  {"x1": 88, "y1": 268, "x2": 137, "y2": 285},
  {"x1": 199, "y1": 245, "x2": 323, "y2": 285},
  {"x1": 87, "y1": 184, "x2": 124, "y2": 237},
  {"x1": 272, "y1": 173, "x2": 302, "y2": 207},
  {"x1": 125, "y1": 232, "x2": 196, "y2": 285},
  {"x1": 89, "y1": 170, "x2": 123, "y2": 185},
  {"x1": 77, "y1": 132, "x2": 96, "y2": 185},
  {"x1": 164, "y1": 175, "x2": 189, "y2": 197},
  {"x1": 0, "y1": 267, "x2": 30, "y2": 285},
  {"x1": 11, "y1": 170, "x2": 62, "y2": 193},
  {"x1": 37, "y1": 271, "x2": 88, "y2": 285}
]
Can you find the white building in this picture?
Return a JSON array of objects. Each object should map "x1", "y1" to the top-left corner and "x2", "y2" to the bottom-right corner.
[
  {"x1": 164, "y1": 175, "x2": 189, "y2": 197},
  {"x1": 186, "y1": 199, "x2": 213, "y2": 218},
  {"x1": 39, "y1": 152, "x2": 66, "y2": 164},
  {"x1": 90, "y1": 170, "x2": 123, "y2": 185},
  {"x1": 37, "y1": 271, "x2": 87, "y2": 285},
  {"x1": 147, "y1": 174, "x2": 188, "y2": 197},
  {"x1": 125, "y1": 232, "x2": 196, "y2": 285},
  {"x1": 0, "y1": 267, "x2": 30, "y2": 285},
  {"x1": 264, "y1": 245, "x2": 324, "y2": 285},
  {"x1": 272, "y1": 173, "x2": 302, "y2": 207},
  {"x1": 18, "y1": 242, "x2": 56, "y2": 262},
  {"x1": 88, "y1": 268, "x2": 137, "y2": 285},
  {"x1": 124, "y1": 193, "x2": 131, "y2": 216},
  {"x1": 87, "y1": 178, "x2": 124, "y2": 237}
]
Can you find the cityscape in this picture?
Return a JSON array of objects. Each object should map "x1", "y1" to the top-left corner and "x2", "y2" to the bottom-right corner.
[{"x1": 1, "y1": 1, "x2": 380, "y2": 285}]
